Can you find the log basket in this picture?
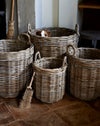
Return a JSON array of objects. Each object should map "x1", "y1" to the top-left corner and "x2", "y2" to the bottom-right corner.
[
  {"x1": 66, "y1": 44, "x2": 100, "y2": 101},
  {"x1": 0, "y1": 33, "x2": 34, "y2": 98},
  {"x1": 28, "y1": 24, "x2": 79, "y2": 58},
  {"x1": 33, "y1": 51, "x2": 67, "y2": 103}
]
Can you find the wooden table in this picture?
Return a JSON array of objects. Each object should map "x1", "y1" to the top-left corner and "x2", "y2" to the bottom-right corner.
[
  {"x1": 80, "y1": 30, "x2": 100, "y2": 48},
  {"x1": 78, "y1": 1, "x2": 100, "y2": 9},
  {"x1": 79, "y1": 1, "x2": 100, "y2": 48}
]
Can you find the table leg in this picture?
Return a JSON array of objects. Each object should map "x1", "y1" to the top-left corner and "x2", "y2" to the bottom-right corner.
[{"x1": 92, "y1": 40, "x2": 97, "y2": 48}]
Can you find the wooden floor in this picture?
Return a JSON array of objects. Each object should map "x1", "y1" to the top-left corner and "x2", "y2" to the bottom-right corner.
[{"x1": 0, "y1": 94, "x2": 100, "y2": 126}]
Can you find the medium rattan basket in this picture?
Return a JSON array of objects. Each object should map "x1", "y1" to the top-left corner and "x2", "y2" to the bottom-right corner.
[
  {"x1": 28, "y1": 24, "x2": 79, "y2": 58},
  {"x1": 66, "y1": 45, "x2": 100, "y2": 101},
  {"x1": 33, "y1": 52, "x2": 67, "y2": 103},
  {"x1": 0, "y1": 34, "x2": 34, "y2": 98}
]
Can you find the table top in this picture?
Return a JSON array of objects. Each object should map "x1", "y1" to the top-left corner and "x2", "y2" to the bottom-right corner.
[
  {"x1": 80, "y1": 30, "x2": 100, "y2": 40},
  {"x1": 78, "y1": 1, "x2": 100, "y2": 9}
]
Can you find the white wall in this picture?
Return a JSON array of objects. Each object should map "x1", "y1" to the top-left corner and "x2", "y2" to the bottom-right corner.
[
  {"x1": 59, "y1": 0, "x2": 78, "y2": 29},
  {"x1": 52, "y1": 0, "x2": 59, "y2": 27},
  {"x1": 42, "y1": 0, "x2": 53, "y2": 27},
  {"x1": 36, "y1": 0, "x2": 81, "y2": 29},
  {"x1": 42, "y1": 0, "x2": 59, "y2": 27},
  {"x1": 35, "y1": 0, "x2": 42, "y2": 28}
]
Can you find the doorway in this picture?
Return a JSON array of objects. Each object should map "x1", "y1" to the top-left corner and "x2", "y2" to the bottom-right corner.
[{"x1": 0, "y1": 0, "x2": 6, "y2": 39}]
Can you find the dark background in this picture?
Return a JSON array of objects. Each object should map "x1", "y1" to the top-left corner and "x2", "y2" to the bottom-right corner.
[{"x1": 0, "y1": 0, "x2": 6, "y2": 39}]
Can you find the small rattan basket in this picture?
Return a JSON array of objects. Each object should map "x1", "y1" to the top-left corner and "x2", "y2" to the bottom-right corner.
[
  {"x1": 66, "y1": 45, "x2": 100, "y2": 101},
  {"x1": 0, "y1": 33, "x2": 34, "y2": 98},
  {"x1": 33, "y1": 52, "x2": 67, "y2": 103},
  {"x1": 28, "y1": 24, "x2": 79, "y2": 58}
]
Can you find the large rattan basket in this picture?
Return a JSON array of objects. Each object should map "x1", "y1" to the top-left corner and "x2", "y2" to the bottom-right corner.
[
  {"x1": 66, "y1": 45, "x2": 100, "y2": 101},
  {"x1": 33, "y1": 52, "x2": 67, "y2": 103},
  {"x1": 0, "y1": 34, "x2": 34, "y2": 98},
  {"x1": 28, "y1": 24, "x2": 79, "y2": 58}
]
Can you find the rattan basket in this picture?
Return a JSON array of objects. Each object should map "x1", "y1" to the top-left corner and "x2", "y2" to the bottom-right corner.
[
  {"x1": 28, "y1": 24, "x2": 79, "y2": 58},
  {"x1": 66, "y1": 45, "x2": 100, "y2": 101},
  {"x1": 33, "y1": 52, "x2": 67, "y2": 103},
  {"x1": 0, "y1": 34, "x2": 34, "y2": 98}
]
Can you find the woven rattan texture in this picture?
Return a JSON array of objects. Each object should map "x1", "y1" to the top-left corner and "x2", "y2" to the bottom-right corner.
[
  {"x1": 0, "y1": 40, "x2": 34, "y2": 98},
  {"x1": 28, "y1": 27, "x2": 79, "y2": 58},
  {"x1": 67, "y1": 48, "x2": 100, "y2": 101},
  {"x1": 33, "y1": 54, "x2": 67, "y2": 103}
]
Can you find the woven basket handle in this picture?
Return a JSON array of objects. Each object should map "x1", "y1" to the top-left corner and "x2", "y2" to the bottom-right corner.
[
  {"x1": 18, "y1": 33, "x2": 31, "y2": 44},
  {"x1": 27, "y1": 72, "x2": 35, "y2": 89},
  {"x1": 35, "y1": 51, "x2": 41, "y2": 61},
  {"x1": 66, "y1": 44, "x2": 76, "y2": 56},
  {"x1": 28, "y1": 23, "x2": 32, "y2": 34},
  {"x1": 62, "y1": 56, "x2": 67, "y2": 67},
  {"x1": 75, "y1": 24, "x2": 80, "y2": 36}
]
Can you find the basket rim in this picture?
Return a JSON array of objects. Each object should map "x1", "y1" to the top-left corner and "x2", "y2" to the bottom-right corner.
[
  {"x1": 67, "y1": 48, "x2": 100, "y2": 65},
  {"x1": 0, "y1": 39, "x2": 34, "y2": 54},
  {"x1": 33, "y1": 57, "x2": 67, "y2": 73},
  {"x1": 28, "y1": 27, "x2": 78, "y2": 39},
  {"x1": 0, "y1": 39, "x2": 34, "y2": 61}
]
